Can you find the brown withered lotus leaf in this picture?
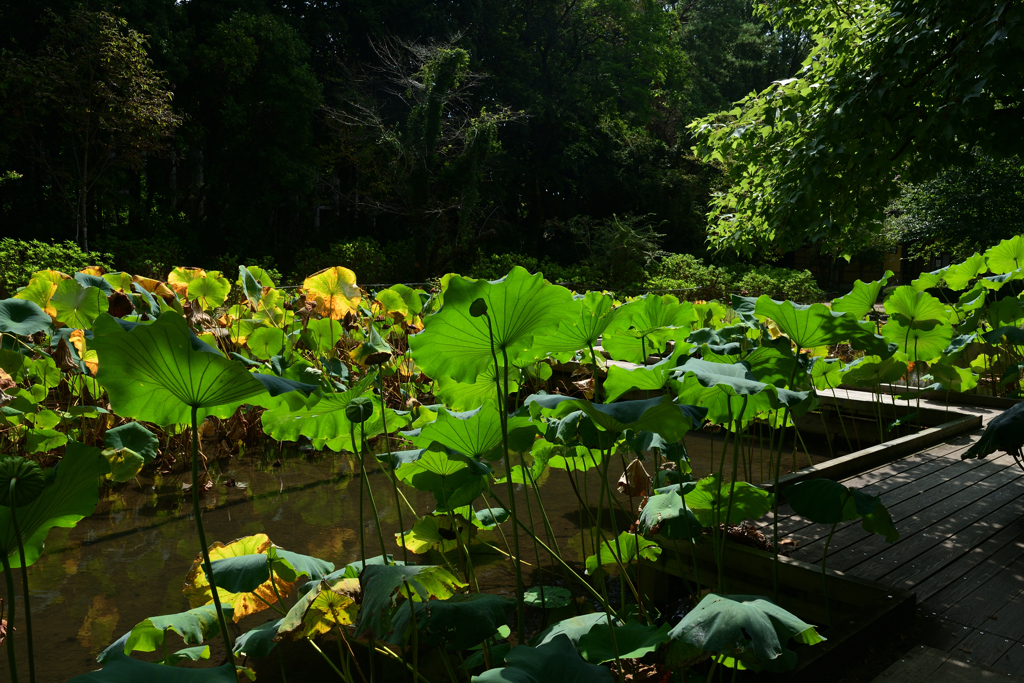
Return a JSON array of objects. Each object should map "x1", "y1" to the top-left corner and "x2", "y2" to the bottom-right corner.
[
  {"x1": 53, "y1": 336, "x2": 78, "y2": 373},
  {"x1": 106, "y1": 291, "x2": 135, "y2": 318}
]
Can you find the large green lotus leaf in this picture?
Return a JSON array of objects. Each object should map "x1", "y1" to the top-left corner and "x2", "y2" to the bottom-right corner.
[
  {"x1": 238, "y1": 265, "x2": 272, "y2": 307},
  {"x1": 25, "y1": 428, "x2": 68, "y2": 454},
  {"x1": 474, "y1": 634, "x2": 615, "y2": 683},
  {"x1": 108, "y1": 604, "x2": 227, "y2": 663},
  {"x1": 831, "y1": 270, "x2": 893, "y2": 319},
  {"x1": 251, "y1": 374, "x2": 320, "y2": 410},
  {"x1": 537, "y1": 441, "x2": 602, "y2": 473},
  {"x1": 602, "y1": 294, "x2": 696, "y2": 363},
  {"x1": 669, "y1": 358, "x2": 810, "y2": 422},
  {"x1": 842, "y1": 355, "x2": 908, "y2": 387},
  {"x1": 526, "y1": 393, "x2": 705, "y2": 442},
  {"x1": 433, "y1": 363, "x2": 520, "y2": 411},
  {"x1": 911, "y1": 267, "x2": 947, "y2": 292},
  {"x1": 667, "y1": 593, "x2": 823, "y2": 672},
  {"x1": 810, "y1": 358, "x2": 852, "y2": 391},
  {"x1": 409, "y1": 405, "x2": 535, "y2": 460},
  {"x1": 247, "y1": 326, "x2": 287, "y2": 359},
  {"x1": 394, "y1": 447, "x2": 489, "y2": 510},
  {"x1": 929, "y1": 363, "x2": 979, "y2": 392},
  {"x1": 980, "y1": 268, "x2": 1024, "y2": 291},
  {"x1": 989, "y1": 295, "x2": 1024, "y2": 327},
  {"x1": 987, "y1": 235, "x2": 1024, "y2": 274},
  {"x1": 187, "y1": 272, "x2": 231, "y2": 311},
  {"x1": 400, "y1": 593, "x2": 517, "y2": 650},
  {"x1": 375, "y1": 284, "x2": 424, "y2": 320},
  {"x1": 584, "y1": 531, "x2": 661, "y2": 575},
  {"x1": 884, "y1": 286, "x2": 949, "y2": 327},
  {"x1": 70, "y1": 633, "x2": 237, "y2": 682},
  {"x1": 578, "y1": 620, "x2": 672, "y2": 664},
  {"x1": 302, "y1": 318, "x2": 345, "y2": 356},
  {"x1": 783, "y1": 479, "x2": 898, "y2": 542},
  {"x1": 0, "y1": 298, "x2": 51, "y2": 336},
  {"x1": 102, "y1": 271, "x2": 134, "y2": 293},
  {"x1": 1, "y1": 441, "x2": 110, "y2": 567},
  {"x1": 944, "y1": 253, "x2": 988, "y2": 291},
  {"x1": 52, "y1": 279, "x2": 109, "y2": 328},
  {"x1": 409, "y1": 267, "x2": 574, "y2": 382},
  {"x1": 754, "y1": 297, "x2": 889, "y2": 355},
  {"x1": 277, "y1": 576, "x2": 360, "y2": 641},
  {"x1": 602, "y1": 343, "x2": 692, "y2": 403},
  {"x1": 260, "y1": 376, "x2": 392, "y2": 452},
  {"x1": 397, "y1": 513, "x2": 473, "y2": 554},
  {"x1": 743, "y1": 336, "x2": 798, "y2": 388},
  {"x1": 532, "y1": 613, "x2": 621, "y2": 647},
  {"x1": 532, "y1": 291, "x2": 613, "y2": 360},
  {"x1": 638, "y1": 483, "x2": 703, "y2": 540},
  {"x1": 105, "y1": 422, "x2": 159, "y2": 463},
  {"x1": 881, "y1": 320, "x2": 952, "y2": 363},
  {"x1": 352, "y1": 324, "x2": 394, "y2": 366},
  {"x1": 91, "y1": 312, "x2": 269, "y2": 425},
  {"x1": 681, "y1": 475, "x2": 772, "y2": 527},
  {"x1": 233, "y1": 618, "x2": 282, "y2": 658},
  {"x1": 355, "y1": 564, "x2": 465, "y2": 640},
  {"x1": 14, "y1": 270, "x2": 66, "y2": 316}
]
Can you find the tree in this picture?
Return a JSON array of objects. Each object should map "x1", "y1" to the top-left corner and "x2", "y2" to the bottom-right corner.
[
  {"x1": 885, "y1": 152, "x2": 1024, "y2": 263},
  {"x1": 689, "y1": 0, "x2": 1024, "y2": 257},
  {"x1": 0, "y1": 7, "x2": 180, "y2": 251}
]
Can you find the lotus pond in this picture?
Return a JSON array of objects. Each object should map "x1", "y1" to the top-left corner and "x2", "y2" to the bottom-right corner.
[{"x1": 2, "y1": 235, "x2": 1024, "y2": 682}]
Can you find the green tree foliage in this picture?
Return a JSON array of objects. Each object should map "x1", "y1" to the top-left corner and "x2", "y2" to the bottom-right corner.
[
  {"x1": 0, "y1": 7, "x2": 181, "y2": 251},
  {"x1": 885, "y1": 152, "x2": 1024, "y2": 263},
  {"x1": 691, "y1": 0, "x2": 1024, "y2": 256}
]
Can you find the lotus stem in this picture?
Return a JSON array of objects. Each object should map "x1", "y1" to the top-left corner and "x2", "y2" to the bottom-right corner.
[
  {"x1": 2, "y1": 549, "x2": 18, "y2": 683},
  {"x1": 375, "y1": 374, "x2": 408, "y2": 564},
  {"x1": 359, "y1": 423, "x2": 390, "y2": 562},
  {"x1": 309, "y1": 638, "x2": 350, "y2": 681},
  {"x1": 350, "y1": 422, "x2": 366, "y2": 565},
  {"x1": 190, "y1": 406, "x2": 236, "y2": 669},
  {"x1": 483, "y1": 312, "x2": 525, "y2": 644},
  {"x1": 9, "y1": 480, "x2": 34, "y2": 683}
]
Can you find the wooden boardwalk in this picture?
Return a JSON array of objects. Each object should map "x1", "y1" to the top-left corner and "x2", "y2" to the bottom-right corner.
[{"x1": 768, "y1": 395, "x2": 1024, "y2": 675}]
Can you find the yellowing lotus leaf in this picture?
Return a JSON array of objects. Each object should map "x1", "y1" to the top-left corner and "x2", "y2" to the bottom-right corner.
[
  {"x1": 132, "y1": 275, "x2": 176, "y2": 301},
  {"x1": 182, "y1": 534, "x2": 296, "y2": 622},
  {"x1": 79, "y1": 266, "x2": 106, "y2": 277},
  {"x1": 15, "y1": 270, "x2": 70, "y2": 317},
  {"x1": 70, "y1": 329, "x2": 99, "y2": 375},
  {"x1": 168, "y1": 267, "x2": 207, "y2": 296},
  {"x1": 277, "y1": 577, "x2": 361, "y2": 641},
  {"x1": 304, "y1": 267, "x2": 361, "y2": 319}
]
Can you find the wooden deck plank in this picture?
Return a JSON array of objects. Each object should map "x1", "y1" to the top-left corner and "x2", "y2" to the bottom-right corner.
[
  {"x1": 789, "y1": 455, "x2": 1019, "y2": 569},
  {"x1": 913, "y1": 520, "x2": 1024, "y2": 606},
  {"x1": 952, "y1": 629, "x2": 1017, "y2": 669},
  {"x1": 842, "y1": 464, "x2": 1024, "y2": 578}
]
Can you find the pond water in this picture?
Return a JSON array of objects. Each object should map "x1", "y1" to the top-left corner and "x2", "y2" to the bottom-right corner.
[{"x1": 4, "y1": 425, "x2": 848, "y2": 680}]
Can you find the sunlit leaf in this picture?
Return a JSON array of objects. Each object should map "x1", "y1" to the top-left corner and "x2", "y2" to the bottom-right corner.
[{"x1": 304, "y1": 267, "x2": 361, "y2": 319}]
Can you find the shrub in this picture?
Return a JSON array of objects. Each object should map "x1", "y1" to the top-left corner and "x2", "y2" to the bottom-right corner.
[
  {"x1": 647, "y1": 253, "x2": 733, "y2": 298},
  {"x1": 94, "y1": 235, "x2": 184, "y2": 280},
  {"x1": 732, "y1": 265, "x2": 825, "y2": 302},
  {"x1": 291, "y1": 237, "x2": 392, "y2": 285},
  {"x1": 467, "y1": 253, "x2": 587, "y2": 284},
  {"x1": 0, "y1": 238, "x2": 114, "y2": 297}
]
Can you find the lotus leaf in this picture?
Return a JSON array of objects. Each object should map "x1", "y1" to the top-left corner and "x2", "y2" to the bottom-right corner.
[
  {"x1": 397, "y1": 514, "x2": 473, "y2": 554},
  {"x1": 680, "y1": 475, "x2": 772, "y2": 527},
  {"x1": 304, "y1": 266, "x2": 361, "y2": 319},
  {"x1": 105, "y1": 604, "x2": 228, "y2": 664},
  {"x1": 394, "y1": 447, "x2": 489, "y2": 510},
  {"x1": 409, "y1": 405, "x2": 535, "y2": 461},
  {"x1": 944, "y1": 253, "x2": 987, "y2": 290},
  {"x1": 638, "y1": 483, "x2": 703, "y2": 540},
  {"x1": 538, "y1": 441, "x2": 602, "y2": 472},
  {"x1": 981, "y1": 268, "x2": 1024, "y2": 291},
  {"x1": 989, "y1": 296, "x2": 1024, "y2": 327},
  {"x1": 168, "y1": 267, "x2": 206, "y2": 295},
  {"x1": 882, "y1": 287, "x2": 952, "y2": 362},
  {"x1": 101, "y1": 272, "x2": 134, "y2": 293},
  {"x1": 929, "y1": 364, "x2": 979, "y2": 392},
  {"x1": 842, "y1": 355, "x2": 908, "y2": 387},
  {"x1": 910, "y1": 267, "x2": 948, "y2": 292},
  {"x1": 602, "y1": 343, "x2": 692, "y2": 403},
  {"x1": 91, "y1": 312, "x2": 271, "y2": 425},
  {"x1": 584, "y1": 531, "x2": 661, "y2": 575},
  {"x1": 577, "y1": 620, "x2": 672, "y2": 664},
  {"x1": 187, "y1": 272, "x2": 231, "y2": 311},
  {"x1": 0, "y1": 298, "x2": 51, "y2": 337},
  {"x1": 523, "y1": 586, "x2": 572, "y2": 609},
  {"x1": 105, "y1": 422, "x2": 159, "y2": 463},
  {"x1": 1, "y1": 441, "x2": 109, "y2": 567},
  {"x1": 532, "y1": 291, "x2": 615, "y2": 361},
  {"x1": 410, "y1": 267, "x2": 573, "y2": 382},
  {"x1": 667, "y1": 593, "x2": 823, "y2": 672},
  {"x1": 831, "y1": 270, "x2": 893, "y2": 319},
  {"x1": 232, "y1": 618, "x2": 282, "y2": 658},
  {"x1": 261, "y1": 376, "x2": 393, "y2": 452},
  {"x1": 277, "y1": 576, "x2": 360, "y2": 641},
  {"x1": 393, "y1": 593, "x2": 517, "y2": 650},
  {"x1": 375, "y1": 284, "x2": 424, "y2": 321},
  {"x1": 355, "y1": 563, "x2": 465, "y2": 639},
  {"x1": 14, "y1": 271, "x2": 66, "y2": 316},
  {"x1": 783, "y1": 479, "x2": 898, "y2": 542},
  {"x1": 69, "y1": 633, "x2": 236, "y2": 682},
  {"x1": 743, "y1": 337, "x2": 799, "y2": 387},
  {"x1": 474, "y1": 634, "x2": 614, "y2": 683},
  {"x1": 669, "y1": 359, "x2": 809, "y2": 424},
  {"x1": 754, "y1": 296, "x2": 889, "y2": 355},
  {"x1": 987, "y1": 235, "x2": 1024, "y2": 274},
  {"x1": 246, "y1": 326, "x2": 287, "y2": 359},
  {"x1": 302, "y1": 318, "x2": 344, "y2": 355},
  {"x1": 183, "y1": 534, "x2": 295, "y2": 622},
  {"x1": 352, "y1": 323, "x2": 393, "y2": 366},
  {"x1": 434, "y1": 364, "x2": 521, "y2": 411},
  {"x1": 526, "y1": 394, "x2": 705, "y2": 443},
  {"x1": 809, "y1": 358, "x2": 849, "y2": 391},
  {"x1": 601, "y1": 294, "x2": 695, "y2": 364},
  {"x1": 25, "y1": 428, "x2": 68, "y2": 454}
]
